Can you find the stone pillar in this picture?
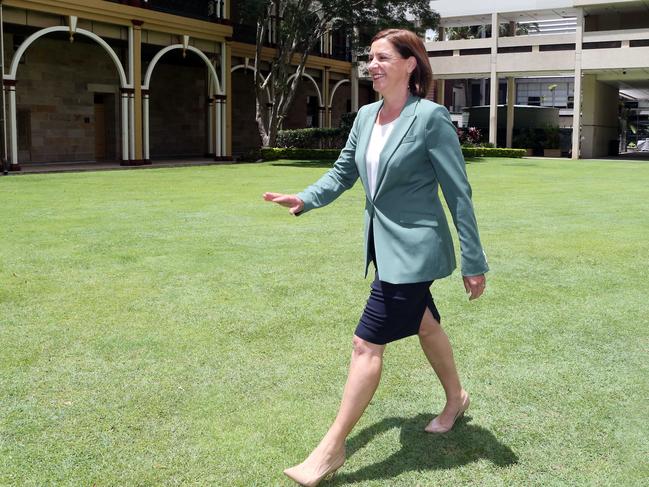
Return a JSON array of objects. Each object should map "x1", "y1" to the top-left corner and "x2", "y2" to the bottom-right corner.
[
  {"x1": 4, "y1": 79, "x2": 19, "y2": 170},
  {"x1": 489, "y1": 12, "x2": 499, "y2": 146},
  {"x1": 142, "y1": 89, "x2": 150, "y2": 162},
  {"x1": 120, "y1": 88, "x2": 130, "y2": 163},
  {"x1": 351, "y1": 63, "x2": 359, "y2": 112},
  {"x1": 506, "y1": 77, "x2": 515, "y2": 148},
  {"x1": 572, "y1": 9, "x2": 584, "y2": 160},
  {"x1": 220, "y1": 40, "x2": 231, "y2": 159},
  {"x1": 132, "y1": 20, "x2": 146, "y2": 164},
  {"x1": 207, "y1": 95, "x2": 214, "y2": 156},
  {"x1": 324, "y1": 68, "x2": 330, "y2": 127}
]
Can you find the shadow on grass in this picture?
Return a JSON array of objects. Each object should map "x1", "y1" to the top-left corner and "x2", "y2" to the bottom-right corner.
[
  {"x1": 270, "y1": 160, "x2": 335, "y2": 168},
  {"x1": 332, "y1": 414, "x2": 517, "y2": 485}
]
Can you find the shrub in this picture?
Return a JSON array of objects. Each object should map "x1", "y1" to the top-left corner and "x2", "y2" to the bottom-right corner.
[
  {"x1": 261, "y1": 146, "x2": 526, "y2": 161},
  {"x1": 457, "y1": 126, "x2": 482, "y2": 146},
  {"x1": 276, "y1": 127, "x2": 345, "y2": 149},
  {"x1": 261, "y1": 148, "x2": 340, "y2": 160},
  {"x1": 543, "y1": 125, "x2": 561, "y2": 149}
]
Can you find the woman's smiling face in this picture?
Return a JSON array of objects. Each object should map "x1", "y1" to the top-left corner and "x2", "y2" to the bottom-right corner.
[{"x1": 367, "y1": 38, "x2": 415, "y2": 98}]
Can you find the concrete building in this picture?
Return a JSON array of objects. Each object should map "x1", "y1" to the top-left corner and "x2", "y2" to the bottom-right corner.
[
  {"x1": 427, "y1": 0, "x2": 649, "y2": 158},
  {"x1": 0, "y1": 0, "x2": 374, "y2": 170}
]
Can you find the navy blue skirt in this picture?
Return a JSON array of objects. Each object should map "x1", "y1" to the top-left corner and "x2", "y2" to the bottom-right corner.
[
  {"x1": 355, "y1": 271, "x2": 441, "y2": 345},
  {"x1": 354, "y1": 230, "x2": 441, "y2": 345}
]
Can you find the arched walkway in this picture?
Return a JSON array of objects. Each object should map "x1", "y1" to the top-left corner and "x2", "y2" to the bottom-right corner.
[
  {"x1": 143, "y1": 44, "x2": 225, "y2": 159},
  {"x1": 3, "y1": 24, "x2": 129, "y2": 167}
]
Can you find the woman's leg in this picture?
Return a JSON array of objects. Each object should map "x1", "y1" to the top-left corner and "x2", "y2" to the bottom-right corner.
[
  {"x1": 418, "y1": 307, "x2": 469, "y2": 432},
  {"x1": 284, "y1": 335, "x2": 385, "y2": 483}
]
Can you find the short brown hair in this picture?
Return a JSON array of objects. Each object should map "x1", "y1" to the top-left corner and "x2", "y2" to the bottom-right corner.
[{"x1": 371, "y1": 29, "x2": 432, "y2": 98}]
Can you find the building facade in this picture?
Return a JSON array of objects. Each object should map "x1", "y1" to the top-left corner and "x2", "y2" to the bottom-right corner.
[
  {"x1": 1, "y1": 0, "x2": 375, "y2": 170},
  {"x1": 427, "y1": 0, "x2": 649, "y2": 158}
]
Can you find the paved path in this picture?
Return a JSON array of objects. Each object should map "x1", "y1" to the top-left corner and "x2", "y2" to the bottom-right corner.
[{"x1": 3, "y1": 158, "x2": 238, "y2": 175}]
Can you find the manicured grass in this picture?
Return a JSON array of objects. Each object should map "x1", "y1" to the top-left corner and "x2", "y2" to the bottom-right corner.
[{"x1": 1, "y1": 157, "x2": 647, "y2": 486}]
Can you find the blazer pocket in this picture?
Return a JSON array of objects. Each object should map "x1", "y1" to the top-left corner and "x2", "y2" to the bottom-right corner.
[
  {"x1": 401, "y1": 135, "x2": 416, "y2": 144},
  {"x1": 399, "y1": 211, "x2": 439, "y2": 227}
]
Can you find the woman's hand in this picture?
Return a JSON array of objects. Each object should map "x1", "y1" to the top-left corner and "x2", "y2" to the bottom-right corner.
[
  {"x1": 263, "y1": 192, "x2": 304, "y2": 215},
  {"x1": 463, "y1": 274, "x2": 486, "y2": 301}
]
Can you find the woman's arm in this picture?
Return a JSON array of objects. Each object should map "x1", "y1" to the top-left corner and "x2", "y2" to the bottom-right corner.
[
  {"x1": 425, "y1": 104, "x2": 489, "y2": 278},
  {"x1": 263, "y1": 109, "x2": 363, "y2": 216},
  {"x1": 293, "y1": 109, "x2": 363, "y2": 214}
]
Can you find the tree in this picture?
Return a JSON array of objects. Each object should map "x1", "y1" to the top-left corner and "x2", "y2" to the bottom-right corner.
[{"x1": 237, "y1": 0, "x2": 439, "y2": 147}]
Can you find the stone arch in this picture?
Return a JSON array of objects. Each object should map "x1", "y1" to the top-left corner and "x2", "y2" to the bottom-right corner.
[
  {"x1": 7, "y1": 26, "x2": 127, "y2": 87},
  {"x1": 287, "y1": 72, "x2": 323, "y2": 107},
  {"x1": 231, "y1": 64, "x2": 271, "y2": 101},
  {"x1": 329, "y1": 79, "x2": 350, "y2": 107},
  {"x1": 143, "y1": 45, "x2": 221, "y2": 94}
]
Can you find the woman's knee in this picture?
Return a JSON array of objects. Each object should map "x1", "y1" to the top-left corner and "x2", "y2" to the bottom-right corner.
[
  {"x1": 352, "y1": 335, "x2": 384, "y2": 357},
  {"x1": 418, "y1": 310, "x2": 442, "y2": 339}
]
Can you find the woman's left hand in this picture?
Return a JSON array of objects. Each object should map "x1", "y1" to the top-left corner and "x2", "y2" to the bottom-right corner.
[{"x1": 463, "y1": 274, "x2": 486, "y2": 301}]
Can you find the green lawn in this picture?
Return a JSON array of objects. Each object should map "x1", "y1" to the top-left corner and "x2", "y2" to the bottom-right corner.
[{"x1": 1, "y1": 158, "x2": 647, "y2": 486}]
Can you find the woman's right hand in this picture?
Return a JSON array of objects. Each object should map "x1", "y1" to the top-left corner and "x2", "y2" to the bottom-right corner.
[{"x1": 263, "y1": 192, "x2": 304, "y2": 215}]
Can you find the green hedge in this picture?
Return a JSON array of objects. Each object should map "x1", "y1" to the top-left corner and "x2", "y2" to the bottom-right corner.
[
  {"x1": 462, "y1": 147, "x2": 526, "y2": 158},
  {"x1": 276, "y1": 128, "x2": 345, "y2": 149},
  {"x1": 263, "y1": 146, "x2": 526, "y2": 161},
  {"x1": 261, "y1": 148, "x2": 340, "y2": 160}
]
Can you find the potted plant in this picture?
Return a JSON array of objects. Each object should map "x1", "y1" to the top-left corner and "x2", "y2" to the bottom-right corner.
[
  {"x1": 512, "y1": 128, "x2": 534, "y2": 156},
  {"x1": 543, "y1": 125, "x2": 561, "y2": 157}
]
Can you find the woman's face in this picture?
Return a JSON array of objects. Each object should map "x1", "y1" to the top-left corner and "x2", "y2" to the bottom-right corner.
[{"x1": 367, "y1": 38, "x2": 416, "y2": 98}]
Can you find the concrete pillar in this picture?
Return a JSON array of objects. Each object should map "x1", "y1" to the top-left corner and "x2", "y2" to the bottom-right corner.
[
  {"x1": 351, "y1": 27, "x2": 359, "y2": 112},
  {"x1": 572, "y1": 9, "x2": 584, "y2": 160},
  {"x1": 436, "y1": 79, "x2": 445, "y2": 105},
  {"x1": 489, "y1": 12, "x2": 499, "y2": 146},
  {"x1": 506, "y1": 77, "x2": 515, "y2": 148}
]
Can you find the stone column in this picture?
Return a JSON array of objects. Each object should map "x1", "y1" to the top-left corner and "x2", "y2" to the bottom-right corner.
[
  {"x1": 120, "y1": 88, "x2": 129, "y2": 164},
  {"x1": 4, "y1": 79, "x2": 19, "y2": 170},
  {"x1": 142, "y1": 89, "x2": 150, "y2": 162},
  {"x1": 324, "y1": 68, "x2": 330, "y2": 127},
  {"x1": 223, "y1": 40, "x2": 231, "y2": 159},
  {"x1": 207, "y1": 95, "x2": 215, "y2": 156},
  {"x1": 132, "y1": 20, "x2": 146, "y2": 164}
]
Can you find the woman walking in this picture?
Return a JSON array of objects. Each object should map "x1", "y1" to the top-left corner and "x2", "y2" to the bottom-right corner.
[{"x1": 264, "y1": 29, "x2": 488, "y2": 487}]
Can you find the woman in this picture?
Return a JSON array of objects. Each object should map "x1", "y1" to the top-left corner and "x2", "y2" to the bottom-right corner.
[{"x1": 264, "y1": 29, "x2": 488, "y2": 486}]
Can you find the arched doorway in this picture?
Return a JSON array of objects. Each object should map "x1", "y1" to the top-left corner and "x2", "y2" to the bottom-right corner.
[{"x1": 5, "y1": 26, "x2": 128, "y2": 168}]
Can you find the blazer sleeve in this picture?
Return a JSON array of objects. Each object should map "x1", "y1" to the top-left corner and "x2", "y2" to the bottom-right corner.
[
  {"x1": 426, "y1": 105, "x2": 489, "y2": 276},
  {"x1": 296, "y1": 109, "x2": 362, "y2": 214}
]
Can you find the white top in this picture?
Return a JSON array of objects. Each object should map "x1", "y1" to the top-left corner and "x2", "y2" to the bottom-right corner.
[{"x1": 366, "y1": 118, "x2": 398, "y2": 198}]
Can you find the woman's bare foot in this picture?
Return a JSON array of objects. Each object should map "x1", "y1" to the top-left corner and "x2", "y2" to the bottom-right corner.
[
  {"x1": 424, "y1": 390, "x2": 470, "y2": 433},
  {"x1": 283, "y1": 442, "x2": 346, "y2": 487}
]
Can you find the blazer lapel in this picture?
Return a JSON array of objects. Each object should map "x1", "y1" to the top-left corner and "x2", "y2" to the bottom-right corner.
[
  {"x1": 373, "y1": 96, "x2": 419, "y2": 198},
  {"x1": 356, "y1": 101, "x2": 382, "y2": 196}
]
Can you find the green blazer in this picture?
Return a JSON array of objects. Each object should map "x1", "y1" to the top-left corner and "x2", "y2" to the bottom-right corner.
[{"x1": 297, "y1": 96, "x2": 489, "y2": 284}]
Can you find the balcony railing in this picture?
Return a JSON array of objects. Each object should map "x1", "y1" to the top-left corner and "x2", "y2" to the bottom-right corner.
[{"x1": 108, "y1": 0, "x2": 226, "y2": 22}]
